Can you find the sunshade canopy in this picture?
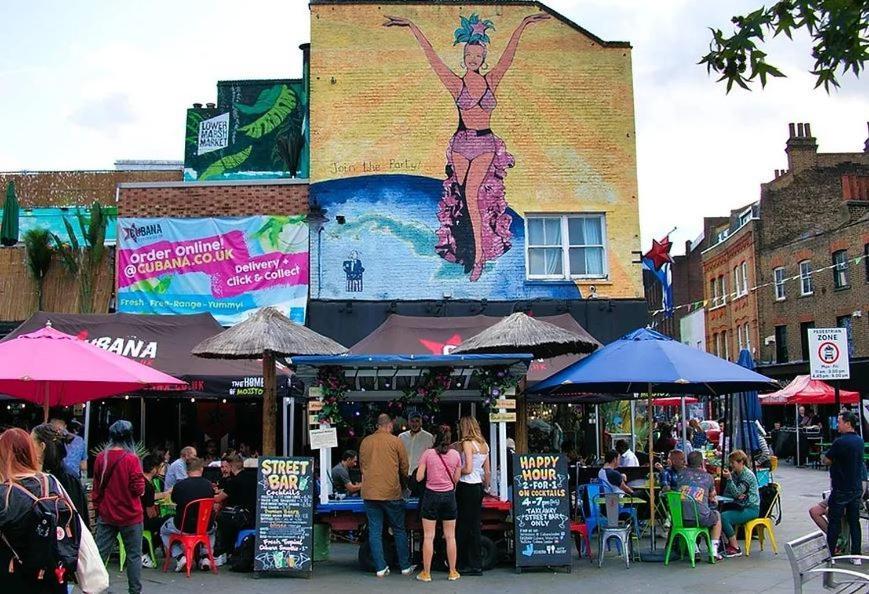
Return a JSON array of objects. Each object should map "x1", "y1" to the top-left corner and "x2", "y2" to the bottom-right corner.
[
  {"x1": 193, "y1": 307, "x2": 347, "y2": 359},
  {"x1": 530, "y1": 328, "x2": 778, "y2": 397},
  {"x1": 6, "y1": 312, "x2": 290, "y2": 398},
  {"x1": 349, "y1": 313, "x2": 596, "y2": 383},
  {"x1": 760, "y1": 375, "x2": 860, "y2": 406},
  {"x1": 451, "y1": 312, "x2": 600, "y2": 358},
  {"x1": 0, "y1": 324, "x2": 186, "y2": 407}
]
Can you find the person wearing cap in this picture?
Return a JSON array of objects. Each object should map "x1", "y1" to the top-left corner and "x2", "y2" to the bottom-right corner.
[
  {"x1": 93, "y1": 420, "x2": 146, "y2": 594},
  {"x1": 399, "y1": 412, "x2": 434, "y2": 476}
]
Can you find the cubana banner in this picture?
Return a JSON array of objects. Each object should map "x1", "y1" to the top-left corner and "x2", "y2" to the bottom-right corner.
[{"x1": 116, "y1": 216, "x2": 308, "y2": 325}]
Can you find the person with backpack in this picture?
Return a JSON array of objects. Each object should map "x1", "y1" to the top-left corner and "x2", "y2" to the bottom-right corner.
[
  {"x1": 414, "y1": 427, "x2": 462, "y2": 582},
  {"x1": 0, "y1": 427, "x2": 83, "y2": 593},
  {"x1": 31, "y1": 423, "x2": 89, "y2": 530},
  {"x1": 92, "y1": 420, "x2": 145, "y2": 594}
]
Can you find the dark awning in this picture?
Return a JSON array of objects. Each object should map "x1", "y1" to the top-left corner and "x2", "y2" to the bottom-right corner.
[
  {"x1": 348, "y1": 314, "x2": 595, "y2": 383},
  {"x1": 4, "y1": 312, "x2": 290, "y2": 399}
]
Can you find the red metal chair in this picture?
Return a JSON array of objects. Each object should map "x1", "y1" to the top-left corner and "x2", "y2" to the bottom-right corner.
[
  {"x1": 162, "y1": 498, "x2": 217, "y2": 577},
  {"x1": 570, "y1": 520, "x2": 593, "y2": 561}
]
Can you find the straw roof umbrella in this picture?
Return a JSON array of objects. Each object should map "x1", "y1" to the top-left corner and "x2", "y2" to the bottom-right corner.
[
  {"x1": 452, "y1": 312, "x2": 601, "y2": 453},
  {"x1": 193, "y1": 307, "x2": 346, "y2": 455},
  {"x1": 451, "y1": 312, "x2": 600, "y2": 358}
]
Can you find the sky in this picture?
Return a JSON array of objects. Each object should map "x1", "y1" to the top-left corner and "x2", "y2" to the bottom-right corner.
[{"x1": 1, "y1": 1, "x2": 866, "y2": 253}]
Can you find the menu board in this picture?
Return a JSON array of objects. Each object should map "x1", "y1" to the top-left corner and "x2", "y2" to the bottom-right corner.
[
  {"x1": 255, "y1": 457, "x2": 314, "y2": 575},
  {"x1": 512, "y1": 454, "x2": 571, "y2": 568}
]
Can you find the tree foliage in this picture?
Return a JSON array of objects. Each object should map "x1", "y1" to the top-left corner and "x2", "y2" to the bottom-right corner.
[
  {"x1": 52, "y1": 202, "x2": 112, "y2": 314},
  {"x1": 700, "y1": 1, "x2": 868, "y2": 92},
  {"x1": 23, "y1": 228, "x2": 53, "y2": 311}
]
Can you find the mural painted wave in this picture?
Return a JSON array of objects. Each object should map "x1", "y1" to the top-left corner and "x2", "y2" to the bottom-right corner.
[{"x1": 311, "y1": 174, "x2": 581, "y2": 300}]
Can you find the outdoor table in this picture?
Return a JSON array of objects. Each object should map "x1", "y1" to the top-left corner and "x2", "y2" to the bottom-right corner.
[
  {"x1": 594, "y1": 496, "x2": 646, "y2": 505},
  {"x1": 716, "y1": 496, "x2": 734, "y2": 504}
]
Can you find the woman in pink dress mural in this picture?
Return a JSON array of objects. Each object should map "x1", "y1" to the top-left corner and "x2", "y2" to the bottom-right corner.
[{"x1": 385, "y1": 12, "x2": 549, "y2": 282}]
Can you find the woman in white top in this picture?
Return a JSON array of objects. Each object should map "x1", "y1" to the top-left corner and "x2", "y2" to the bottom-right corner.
[{"x1": 455, "y1": 416, "x2": 490, "y2": 575}]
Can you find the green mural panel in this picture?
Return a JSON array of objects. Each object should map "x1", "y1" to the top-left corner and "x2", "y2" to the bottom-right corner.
[{"x1": 184, "y1": 79, "x2": 309, "y2": 181}]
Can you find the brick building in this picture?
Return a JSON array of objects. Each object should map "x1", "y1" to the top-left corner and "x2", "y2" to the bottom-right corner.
[
  {"x1": 701, "y1": 203, "x2": 762, "y2": 361},
  {"x1": 755, "y1": 123, "x2": 869, "y2": 391}
]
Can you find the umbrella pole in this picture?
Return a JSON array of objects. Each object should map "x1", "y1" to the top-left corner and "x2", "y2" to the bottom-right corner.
[
  {"x1": 262, "y1": 351, "x2": 277, "y2": 456},
  {"x1": 680, "y1": 396, "x2": 687, "y2": 447},
  {"x1": 43, "y1": 384, "x2": 49, "y2": 423},
  {"x1": 795, "y1": 404, "x2": 800, "y2": 468},
  {"x1": 648, "y1": 385, "x2": 656, "y2": 551},
  {"x1": 595, "y1": 404, "x2": 601, "y2": 460},
  {"x1": 630, "y1": 399, "x2": 636, "y2": 452}
]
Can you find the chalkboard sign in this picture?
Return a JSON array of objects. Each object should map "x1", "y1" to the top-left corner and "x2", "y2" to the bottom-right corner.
[
  {"x1": 512, "y1": 453, "x2": 571, "y2": 569},
  {"x1": 255, "y1": 457, "x2": 314, "y2": 575}
]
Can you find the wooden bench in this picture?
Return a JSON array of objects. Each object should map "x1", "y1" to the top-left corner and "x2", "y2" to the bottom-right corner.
[{"x1": 785, "y1": 531, "x2": 869, "y2": 593}]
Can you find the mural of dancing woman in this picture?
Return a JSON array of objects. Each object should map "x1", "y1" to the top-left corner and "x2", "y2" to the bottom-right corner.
[{"x1": 385, "y1": 12, "x2": 549, "y2": 282}]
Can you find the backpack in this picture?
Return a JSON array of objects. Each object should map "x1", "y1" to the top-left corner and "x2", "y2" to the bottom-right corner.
[
  {"x1": 3, "y1": 474, "x2": 81, "y2": 585},
  {"x1": 230, "y1": 532, "x2": 255, "y2": 572},
  {"x1": 758, "y1": 483, "x2": 781, "y2": 525}
]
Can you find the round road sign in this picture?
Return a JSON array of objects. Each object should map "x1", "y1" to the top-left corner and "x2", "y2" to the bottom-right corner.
[{"x1": 817, "y1": 341, "x2": 840, "y2": 365}]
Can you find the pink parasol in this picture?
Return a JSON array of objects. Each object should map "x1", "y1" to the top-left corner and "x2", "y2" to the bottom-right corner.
[
  {"x1": 651, "y1": 396, "x2": 699, "y2": 407},
  {"x1": 0, "y1": 323, "x2": 187, "y2": 420}
]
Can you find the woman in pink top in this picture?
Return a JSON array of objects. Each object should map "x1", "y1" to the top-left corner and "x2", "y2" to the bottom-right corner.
[{"x1": 414, "y1": 428, "x2": 462, "y2": 582}]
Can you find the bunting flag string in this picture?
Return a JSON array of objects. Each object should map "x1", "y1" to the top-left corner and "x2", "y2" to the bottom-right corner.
[{"x1": 648, "y1": 252, "x2": 864, "y2": 318}]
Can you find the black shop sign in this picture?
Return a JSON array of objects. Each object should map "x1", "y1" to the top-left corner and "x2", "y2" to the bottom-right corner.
[
  {"x1": 512, "y1": 453, "x2": 571, "y2": 569},
  {"x1": 254, "y1": 457, "x2": 314, "y2": 576}
]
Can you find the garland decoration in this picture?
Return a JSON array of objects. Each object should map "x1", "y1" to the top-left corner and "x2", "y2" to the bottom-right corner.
[
  {"x1": 389, "y1": 367, "x2": 454, "y2": 416},
  {"x1": 478, "y1": 365, "x2": 519, "y2": 408},
  {"x1": 315, "y1": 365, "x2": 348, "y2": 427}
]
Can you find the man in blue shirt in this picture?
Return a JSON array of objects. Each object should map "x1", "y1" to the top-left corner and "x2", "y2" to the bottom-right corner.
[
  {"x1": 165, "y1": 446, "x2": 197, "y2": 490},
  {"x1": 52, "y1": 418, "x2": 87, "y2": 478},
  {"x1": 822, "y1": 411, "x2": 864, "y2": 559}
]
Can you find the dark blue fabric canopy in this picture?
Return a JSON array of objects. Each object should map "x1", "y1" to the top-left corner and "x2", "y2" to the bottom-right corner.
[
  {"x1": 529, "y1": 328, "x2": 778, "y2": 397},
  {"x1": 734, "y1": 349, "x2": 763, "y2": 452}
]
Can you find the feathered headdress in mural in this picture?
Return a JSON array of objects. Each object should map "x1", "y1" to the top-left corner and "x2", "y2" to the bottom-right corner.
[{"x1": 453, "y1": 13, "x2": 495, "y2": 45}]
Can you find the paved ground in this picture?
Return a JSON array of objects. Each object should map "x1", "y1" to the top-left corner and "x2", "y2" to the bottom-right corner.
[{"x1": 108, "y1": 463, "x2": 865, "y2": 593}]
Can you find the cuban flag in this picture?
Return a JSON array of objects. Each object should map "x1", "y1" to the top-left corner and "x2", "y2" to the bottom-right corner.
[{"x1": 642, "y1": 235, "x2": 674, "y2": 318}]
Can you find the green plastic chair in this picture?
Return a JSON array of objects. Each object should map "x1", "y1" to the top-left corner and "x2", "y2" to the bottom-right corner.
[
  {"x1": 118, "y1": 529, "x2": 158, "y2": 570},
  {"x1": 663, "y1": 491, "x2": 715, "y2": 567}
]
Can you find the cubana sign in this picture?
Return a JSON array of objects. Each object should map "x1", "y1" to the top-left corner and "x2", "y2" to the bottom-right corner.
[{"x1": 116, "y1": 216, "x2": 308, "y2": 325}]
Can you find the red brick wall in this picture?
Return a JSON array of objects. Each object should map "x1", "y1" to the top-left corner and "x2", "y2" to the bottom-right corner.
[{"x1": 117, "y1": 181, "x2": 308, "y2": 218}]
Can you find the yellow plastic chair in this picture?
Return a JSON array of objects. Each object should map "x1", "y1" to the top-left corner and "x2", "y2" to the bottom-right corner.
[
  {"x1": 118, "y1": 530, "x2": 158, "y2": 569},
  {"x1": 744, "y1": 483, "x2": 780, "y2": 556}
]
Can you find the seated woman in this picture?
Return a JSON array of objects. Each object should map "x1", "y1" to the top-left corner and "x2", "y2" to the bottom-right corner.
[{"x1": 719, "y1": 449, "x2": 760, "y2": 557}]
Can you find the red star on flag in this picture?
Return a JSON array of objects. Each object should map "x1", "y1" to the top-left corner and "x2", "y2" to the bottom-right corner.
[
  {"x1": 419, "y1": 334, "x2": 463, "y2": 355},
  {"x1": 643, "y1": 236, "x2": 674, "y2": 271}
]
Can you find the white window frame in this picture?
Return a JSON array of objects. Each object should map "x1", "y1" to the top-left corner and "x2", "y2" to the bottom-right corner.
[
  {"x1": 744, "y1": 322, "x2": 751, "y2": 352},
  {"x1": 741, "y1": 261, "x2": 749, "y2": 295},
  {"x1": 832, "y1": 250, "x2": 849, "y2": 288},
  {"x1": 719, "y1": 275, "x2": 728, "y2": 305},
  {"x1": 524, "y1": 214, "x2": 608, "y2": 281},
  {"x1": 733, "y1": 266, "x2": 740, "y2": 298},
  {"x1": 799, "y1": 260, "x2": 813, "y2": 296},
  {"x1": 773, "y1": 267, "x2": 786, "y2": 300},
  {"x1": 723, "y1": 330, "x2": 730, "y2": 360},
  {"x1": 737, "y1": 324, "x2": 744, "y2": 351}
]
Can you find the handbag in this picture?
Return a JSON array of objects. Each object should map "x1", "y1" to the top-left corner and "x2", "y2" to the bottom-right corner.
[
  {"x1": 407, "y1": 467, "x2": 426, "y2": 498},
  {"x1": 75, "y1": 512, "x2": 109, "y2": 593}
]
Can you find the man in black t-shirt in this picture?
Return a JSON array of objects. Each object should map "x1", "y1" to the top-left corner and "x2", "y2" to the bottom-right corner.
[
  {"x1": 159, "y1": 457, "x2": 216, "y2": 572},
  {"x1": 822, "y1": 411, "x2": 865, "y2": 558},
  {"x1": 213, "y1": 454, "x2": 257, "y2": 564}
]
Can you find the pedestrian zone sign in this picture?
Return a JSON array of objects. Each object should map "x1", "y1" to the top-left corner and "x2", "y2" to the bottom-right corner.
[{"x1": 808, "y1": 328, "x2": 850, "y2": 380}]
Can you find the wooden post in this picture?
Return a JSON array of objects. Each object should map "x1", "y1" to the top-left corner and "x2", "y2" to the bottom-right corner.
[
  {"x1": 262, "y1": 351, "x2": 277, "y2": 456},
  {"x1": 515, "y1": 379, "x2": 529, "y2": 453},
  {"x1": 647, "y1": 386, "x2": 656, "y2": 550}
]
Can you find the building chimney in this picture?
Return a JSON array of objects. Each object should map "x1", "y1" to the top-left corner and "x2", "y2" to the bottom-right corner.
[
  {"x1": 785, "y1": 121, "x2": 818, "y2": 173},
  {"x1": 192, "y1": 102, "x2": 203, "y2": 109},
  {"x1": 206, "y1": 102, "x2": 216, "y2": 109}
]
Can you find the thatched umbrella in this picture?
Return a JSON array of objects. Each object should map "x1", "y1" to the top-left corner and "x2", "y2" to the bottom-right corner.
[
  {"x1": 452, "y1": 312, "x2": 601, "y2": 460},
  {"x1": 193, "y1": 307, "x2": 346, "y2": 455},
  {"x1": 451, "y1": 312, "x2": 600, "y2": 358}
]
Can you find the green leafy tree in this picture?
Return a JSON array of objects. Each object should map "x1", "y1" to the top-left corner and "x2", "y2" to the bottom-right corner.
[
  {"x1": 52, "y1": 202, "x2": 112, "y2": 314},
  {"x1": 23, "y1": 228, "x2": 53, "y2": 311},
  {"x1": 701, "y1": 1, "x2": 868, "y2": 92}
]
